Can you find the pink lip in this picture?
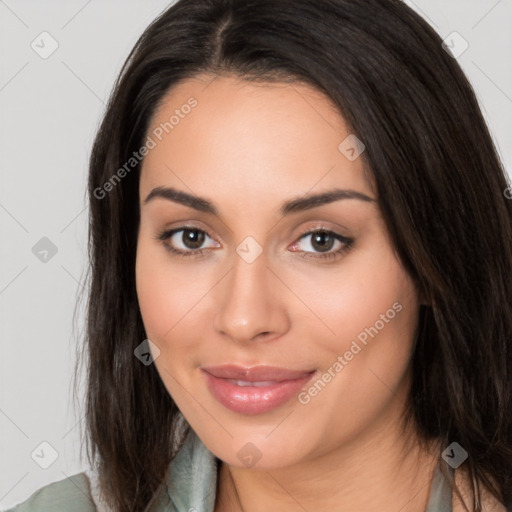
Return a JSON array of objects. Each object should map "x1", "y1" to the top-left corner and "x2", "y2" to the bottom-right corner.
[{"x1": 201, "y1": 365, "x2": 317, "y2": 415}]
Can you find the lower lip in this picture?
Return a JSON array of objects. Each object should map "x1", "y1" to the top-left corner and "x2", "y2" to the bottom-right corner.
[{"x1": 202, "y1": 370, "x2": 316, "y2": 415}]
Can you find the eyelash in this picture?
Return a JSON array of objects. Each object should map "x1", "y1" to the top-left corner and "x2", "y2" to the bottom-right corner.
[{"x1": 155, "y1": 225, "x2": 354, "y2": 261}]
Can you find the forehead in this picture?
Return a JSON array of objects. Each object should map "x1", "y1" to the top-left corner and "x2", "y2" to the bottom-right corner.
[{"x1": 140, "y1": 74, "x2": 374, "y2": 211}]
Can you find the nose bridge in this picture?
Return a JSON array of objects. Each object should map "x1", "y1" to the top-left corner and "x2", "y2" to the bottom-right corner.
[{"x1": 212, "y1": 239, "x2": 288, "y2": 343}]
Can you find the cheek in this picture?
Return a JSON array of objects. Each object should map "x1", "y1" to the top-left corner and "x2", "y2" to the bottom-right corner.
[
  {"x1": 135, "y1": 239, "x2": 204, "y2": 403},
  {"x1": 289, "y1": 253, "x2": 418, "y2": 440},
  {"x1": 135, "y1": 244, "x2": 172, "y2": 339},
  {"x1": 281, "y1": 246, "x2": 415, "y2": 351},
  {"x1": 285, "y1": 245, "x2": 419, "y2": 414},
  {"x1": 136, "y1": 238, "x2": 205, "y2": 340}
]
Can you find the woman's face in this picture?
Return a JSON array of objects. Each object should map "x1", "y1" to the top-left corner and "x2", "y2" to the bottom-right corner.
[{"x1": 136, "y1": 74, "x2": 421, "y2": 469}]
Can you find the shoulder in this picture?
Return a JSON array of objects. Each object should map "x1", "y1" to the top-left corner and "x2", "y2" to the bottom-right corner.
[
  {"x1": 452, "y1": 467, "x2": 509, "y2": 512},
  {"x1": 3, "y1": 472, "x2": 96, "y2": 512}
]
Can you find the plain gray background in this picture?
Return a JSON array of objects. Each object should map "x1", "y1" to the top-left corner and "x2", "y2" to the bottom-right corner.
[{"x1": 1, "y1": 0, "x2": 511, "y2": 509}]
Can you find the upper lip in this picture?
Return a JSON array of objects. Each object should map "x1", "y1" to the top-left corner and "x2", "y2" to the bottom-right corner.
[{"x1": 201, "y1": 365, "x2": 316, "y2": 382}]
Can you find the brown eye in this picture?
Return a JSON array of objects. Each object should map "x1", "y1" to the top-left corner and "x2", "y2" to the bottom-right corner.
[
  {"x1": 310, "y1": 231, "x2": 336, "y2": 252},
  {"x1": 180, "y1": 228, "x2": 205, "y2": 249},
  {"x1": 291, "y1": 228, "x2": 354, "y2": 261},
  {"x1": 156, "y1": 226, "x2": 220, "y2": 258}
]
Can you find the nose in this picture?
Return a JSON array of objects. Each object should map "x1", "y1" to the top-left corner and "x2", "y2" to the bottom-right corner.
[{"x1": 212, "y1": 248, "x2": 290, "y2": 345}]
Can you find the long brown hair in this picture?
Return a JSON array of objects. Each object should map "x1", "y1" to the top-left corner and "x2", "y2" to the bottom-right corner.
[{"x1": 75, "y1": 0, "x2": 512, "y2": 510}]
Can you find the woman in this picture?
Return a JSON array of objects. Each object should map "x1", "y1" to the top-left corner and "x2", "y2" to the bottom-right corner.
[{"x1": 7, "y1": 0, "x2": 511, "y2": 510}]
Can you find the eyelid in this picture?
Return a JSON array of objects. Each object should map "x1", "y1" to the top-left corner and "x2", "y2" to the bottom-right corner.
[
  {"x1": 157, "y1": 221, "x2": 219, "y2": 241},
  {"x1": 288, "y1": 225, "x2": 353, "y2": 255},
  {"x1": 293, "y1": 220, "x2": 351, "y2": 237},
  {"x1": 156, "y1": 224, "x2": 219, "y2": 247}
]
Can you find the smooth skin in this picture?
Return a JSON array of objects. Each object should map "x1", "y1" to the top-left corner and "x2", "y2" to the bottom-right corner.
[{"x1": 135, "y1": 75, "x2": 502, "y2": 511}]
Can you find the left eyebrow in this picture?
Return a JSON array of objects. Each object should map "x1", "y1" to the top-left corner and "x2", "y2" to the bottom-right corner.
[
  {"x1": 143, "y1": 186, "x2": 376, "y2": 216},
  {"x1": 281, "y1": 188, "x2": 375, "y2": 215}
]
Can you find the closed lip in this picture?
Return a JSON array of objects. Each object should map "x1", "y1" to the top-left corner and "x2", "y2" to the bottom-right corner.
[{"x1": 201, "y1": 365, "x2": 316, "y2": 382}]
